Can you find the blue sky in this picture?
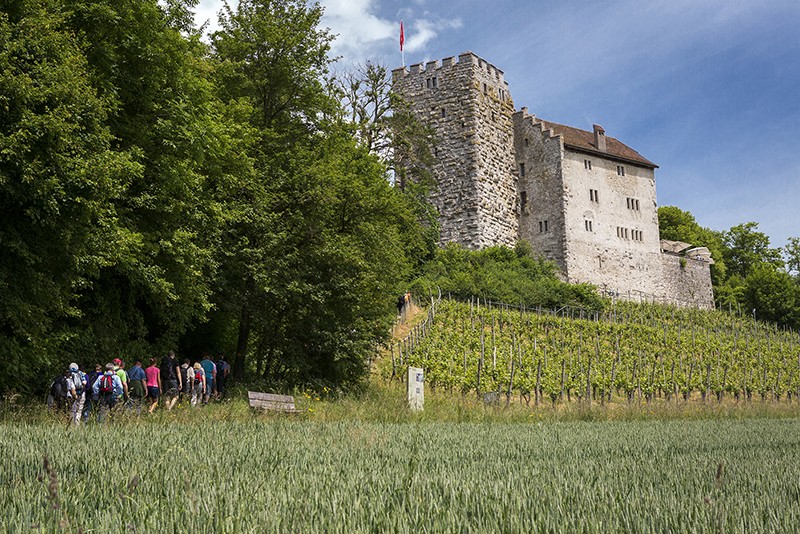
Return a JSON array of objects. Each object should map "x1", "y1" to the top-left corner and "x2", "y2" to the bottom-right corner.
[{"x1": 196, "y1": 0, "x2": 800, "y2": 248}]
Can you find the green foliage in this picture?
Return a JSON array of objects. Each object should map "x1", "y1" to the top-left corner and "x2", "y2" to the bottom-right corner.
[
  {"x1": 0, "y1": 0, "x2": 139, "y2": 393},
  {"x1": 723, "y1": 222, "x2": 783, "y2": 279},
  {"x1": 398, "y1": 298, "x2": 800, "y2": 403},
  {"x1": 410, "y1": 243, "x2": 605, "y2": 311}
]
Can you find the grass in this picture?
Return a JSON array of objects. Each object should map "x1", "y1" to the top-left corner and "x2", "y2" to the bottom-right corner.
[{"x1": 3, "y1": 414, "x2": 800, "y2": 532}]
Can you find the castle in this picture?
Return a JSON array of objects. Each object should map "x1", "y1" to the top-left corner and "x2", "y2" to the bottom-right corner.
[{"x1": 392, "y1": 52, "x2": 714, "y2": 308}]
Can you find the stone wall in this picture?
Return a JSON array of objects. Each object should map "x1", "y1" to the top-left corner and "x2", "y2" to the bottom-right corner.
[
  {"x1": 513, "y1": 109, "x2": 567, "y2": 270},
  {"x1": 560, "y1": 146, "x2": 663, "y2": 295},
  {"x1": 658, "y1": 254, "x2": 715, "y2": 308},
  {"x1": 392, "y1": 52, "x2": 518, "y2": 248}
]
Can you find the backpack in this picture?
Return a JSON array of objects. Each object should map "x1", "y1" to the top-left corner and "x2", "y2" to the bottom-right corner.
[
  {"x1": 50, "y1": 375, "x2": 68, "y2": 399},
  {"x1": 98, "y1": 374, "x2": 114, "y2": 395},
  {"x1": 179, "y1": 365, "x2": 189, "y2": 389},
  {"x1": 162, "y1": 358, "x2": 177, "y2": 381},
  {"x1": 194, "y1": 370, "x2": 203, "y2": 383},
  {"x1": 71, "y1": 371, "x2": 85, "y2": 393}
]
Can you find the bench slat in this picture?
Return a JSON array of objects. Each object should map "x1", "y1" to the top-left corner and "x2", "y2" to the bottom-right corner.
[
  {"x1": 247, "y1": 391, "x2": 299, "y2": 412},
  {"x1": 248, "y1": 391, "x2": 295, "y2": 403}
]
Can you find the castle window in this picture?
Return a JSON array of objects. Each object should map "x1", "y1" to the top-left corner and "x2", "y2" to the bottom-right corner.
[
  {"x1": 626, "y1": 197, "x2": 640, "y2": 211},
  {"x1": 491, "y1": 111, "x2": 496, "y2": 121},
  {"x1": 590, "y1": 189, "x2": 599, "y2": 202},
  {"x1": 426, "y1": 78, "x2": 431, "y2": 89},
  {"x1": 524, "y1": 138, "x2": 529, "y2": 146},
  {"x1": 539, "y1": 220, "x2": 549, "y2": 233},
  {"x1": 483, "y1": 83, "x2": 488, "y2": 93},
  {"x1": 617, "y1": 165, "x2": 625, "y2": 176},
  {"x1": 585, "y1": 220, "x2": 593, "y2": 232},
  {"x1": 584, "y1": 159, "x2": 592, "y2": 170},
  {"x1": 441, "y1": 108, "x2": 446, "y2": 118},
  {"x1": 433, "y1": 77, "x2": 438, "y2": 88},
  {"x1": 519, "y1": 163, "x2": 525, "y2": 177},
  {"x1": 520, "y1": 191, "x2": 528, "y2": 214}
]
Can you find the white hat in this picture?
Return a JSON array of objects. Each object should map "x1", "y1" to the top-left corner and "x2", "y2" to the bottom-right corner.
[{"x1": 69, "y1": 363, "x2": 79, "y2": 371}]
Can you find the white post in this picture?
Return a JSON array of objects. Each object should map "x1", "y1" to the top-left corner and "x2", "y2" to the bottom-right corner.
[{"x1": 407, "y1": 366, "x2": 424, "y2": 411}]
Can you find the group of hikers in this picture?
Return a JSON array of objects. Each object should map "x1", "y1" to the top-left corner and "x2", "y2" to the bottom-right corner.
[{"x1": 48, "y1": 351, "x2": 231, "y2": 424}]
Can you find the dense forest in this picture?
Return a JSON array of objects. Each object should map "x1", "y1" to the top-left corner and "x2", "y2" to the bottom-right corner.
[{"x1": 1, "y1": 0, "x2": 797, "y2": 397}]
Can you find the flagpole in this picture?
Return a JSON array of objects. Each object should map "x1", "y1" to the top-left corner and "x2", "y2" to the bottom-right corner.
[{"x1": 400, "y1": 20, "x2": 405, "y2": 67}]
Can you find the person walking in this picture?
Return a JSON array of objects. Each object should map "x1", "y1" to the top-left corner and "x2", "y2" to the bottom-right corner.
[
  {"x1": 215, "y1": 353, "x2": 230, "y2": 399},
  {"x1": 67, "y1": 363, "x2": 86, "y2": 426},
  {"x1": 161, "y1": 351, "x2": 181, "y2": 410},
  {"x1": 113, "y1": 358, "x2": 129, "y2": 406},
  {"x1": 145, "y1": 358, "x2": 161, "y2": 413},
  {"x1": 127, "y1": 360, "x2": 147, "y2": 415},
  {"x1": 83, "y1": 364, "x2": 103, "y2": 422},
  {"x1": 179, "y1": 359, "x2": 192, "y2": 403},
  {"x1": 191, "y1": 363, "x2": 205, "y2": 407},
  {"x1": 200, "y1": 355, "x2": 216, "y2": 404},
  {"x1": 92, "y1": 363, "x2": 123, "y2": 422}
]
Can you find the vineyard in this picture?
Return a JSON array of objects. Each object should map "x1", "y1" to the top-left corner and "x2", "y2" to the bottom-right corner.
[{"x1": 390, "y1": 298, "x2": 800, "y2": 405}]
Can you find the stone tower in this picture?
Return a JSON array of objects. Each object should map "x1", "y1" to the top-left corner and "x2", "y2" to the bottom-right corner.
[{"x1": 392, "y1": 52, "x2": 518, "y2": 248}]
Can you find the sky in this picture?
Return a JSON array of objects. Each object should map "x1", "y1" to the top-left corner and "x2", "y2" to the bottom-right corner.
[{"x1": 195, "y1": 0, "x2": 800, "y2": 248}]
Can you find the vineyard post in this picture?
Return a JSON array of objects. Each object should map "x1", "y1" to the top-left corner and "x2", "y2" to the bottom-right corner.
[
  {"x1": 586, "y1": 357, "x2": 592, "y2": 406},
  {"x1": 560, "y1": 360, "x2": 566, "y2": 402},
  {"x1": 671, "y1": 361, "x2": 677, "y2": 403},
  {"x1": 609, "y1": 358, "x2": 617, "y2": 404},
  {"x1": 648, "y1": 358, "x2": 656, "y2": 404},
  {"x1": 391, "y1": 344, "x2": 396, "y2": 378},
  {"x1": 535, "y1": 359, "x2": 542, "y2": 406},
  {"x1": 476, "y1": 358, "x2": 483, "y2": 397},
  {"x1": 704, "y1": 363, "x2": 712, "y2": 403},
  {"x1": 507, "y1": 359, "x2": 515, "y2": 407}
]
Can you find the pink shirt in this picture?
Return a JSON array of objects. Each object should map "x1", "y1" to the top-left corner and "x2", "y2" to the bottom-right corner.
[{"x1": 145, "y1": 366, "x2": 160, "y2": 388}]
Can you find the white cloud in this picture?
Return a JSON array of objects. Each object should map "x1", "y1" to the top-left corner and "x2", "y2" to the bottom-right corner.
[{"x1": 321, "y1": 0, "x2": 461, "y2": 66}]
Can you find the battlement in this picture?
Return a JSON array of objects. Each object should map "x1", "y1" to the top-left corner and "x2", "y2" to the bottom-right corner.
[
  {"x1": 392, "y1": 51, "x2": 507, "y2": 86},
  {"x1": 514, "y1": 107, "x2": 561, "y2": 142}
]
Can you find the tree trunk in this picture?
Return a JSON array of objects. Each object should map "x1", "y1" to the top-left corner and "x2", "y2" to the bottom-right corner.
[{"x1": 234, "y1": 304, "x2": 251, "y2": 380}]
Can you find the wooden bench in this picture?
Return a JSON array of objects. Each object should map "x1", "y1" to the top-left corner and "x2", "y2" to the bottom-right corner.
[{"x1": 247, "y1": 391, "x2": 300, "y2": 413}]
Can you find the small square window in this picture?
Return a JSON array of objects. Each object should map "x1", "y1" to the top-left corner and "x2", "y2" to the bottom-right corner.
[
  {"x1": 520, "y1": 191, "x2": 528, "y2": 214},
  {"x1": 585, "y1": 220, "x2": 593, "y2": 232},
  {"x1": 584, "y1": 159, "x2": 592, "y2": 170},
  {"x1": 519, "y1": 163, "x2": 525, "y2": 177},
  {"x1": 617, "y1": 165, "x2": 625, "y2": 176},
  {"x1": 524, "y1": 138, "x2": 529, "y2": 146}
]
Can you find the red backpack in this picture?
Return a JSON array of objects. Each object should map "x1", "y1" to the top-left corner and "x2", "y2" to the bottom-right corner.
[{"x1": 99, "y1": 374, "x2": 114, "y2": 394}]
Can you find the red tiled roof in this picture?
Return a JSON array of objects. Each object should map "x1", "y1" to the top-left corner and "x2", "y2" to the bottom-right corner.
[{"x1": 537, "y1": 119, "x2": 657, "y2": 168}]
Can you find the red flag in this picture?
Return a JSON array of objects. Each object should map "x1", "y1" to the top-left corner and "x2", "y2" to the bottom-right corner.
[{"x1": 400, "y1": 20, "x2": 405, "y2": 52}]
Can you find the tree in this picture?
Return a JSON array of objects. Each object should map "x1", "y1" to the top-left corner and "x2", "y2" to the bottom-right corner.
[
  {"x1": 723, "y1": 222, "x2": 783, "y2": 279},
  {"x1": 784, "y1": 237, "x2": 800, "y2": 278},
  {"x1": 0, "y1": 0, "x2": 137, "y2": 392},
  {"x1": 335, "y1": 62, "x2": 439, "y2": 263},
  {"x1": 743, "y1": 265, "x2": 799, "y2": 327},
  {"x1": 211, "y1": 1, "x2": 427, "y2": 387}
]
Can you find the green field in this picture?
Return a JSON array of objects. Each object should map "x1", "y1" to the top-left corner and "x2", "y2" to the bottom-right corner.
[{"x1": 3, "y1": 416, "x2": 800, "y2": 532}]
